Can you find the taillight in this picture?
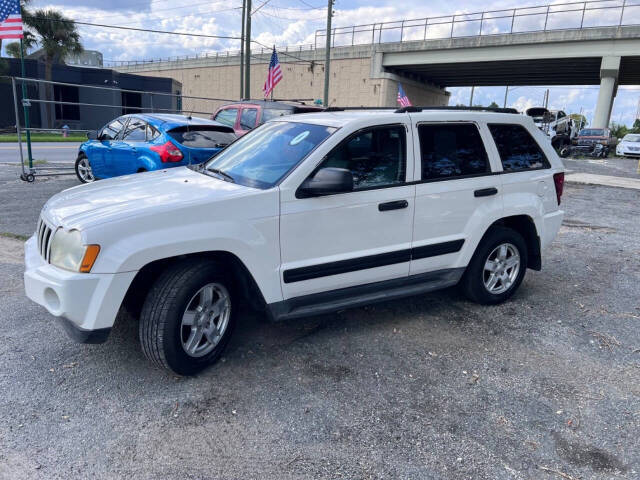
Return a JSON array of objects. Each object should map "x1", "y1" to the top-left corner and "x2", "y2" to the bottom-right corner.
[
  {"x1": 150, "y1": 141, "x2": 184, "y2": 163},
  {"x1": 553, "y1": 172, "x2": 564, "y2": 205}
]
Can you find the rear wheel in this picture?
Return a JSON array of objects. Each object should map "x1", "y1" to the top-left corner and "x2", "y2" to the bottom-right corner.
[
  {"x1": 460, "y1": 226, "x2": 528, "y2": 305},
  {"x1": 75, "y1": 154, "x2": 95, "y2": 183},
  {"x1": 139, "y1": 259, "x2": 237, "y2": 375}
]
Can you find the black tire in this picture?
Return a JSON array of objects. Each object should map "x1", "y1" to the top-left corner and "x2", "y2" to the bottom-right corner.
[
  {"x1": 75, "y1": 154, "x2": 95, "y2": 183},
  {"x1": 139, "y1": 259, "x2": 237, "y2": 375},
  {"x1": 559, "y1": 146, "x2": 571, "y2": 158},
  {"x1": 460, "y1": 226, "x2": 528, "y2": 305}
]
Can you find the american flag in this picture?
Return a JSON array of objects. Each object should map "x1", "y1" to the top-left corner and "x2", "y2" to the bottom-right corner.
[
  {"x1": 0, "y1": 0, "x2": 23, "y2": 40},
  {"x1": 397, "y1": 83, "x2": 412, "y2": 107},
  {"x1": 262, "y1": 47, "x2": 282, "y2": 98}
]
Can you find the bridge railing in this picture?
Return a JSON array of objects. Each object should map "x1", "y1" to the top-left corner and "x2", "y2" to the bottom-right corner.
[{"x1": 314, "y1": 0, "x2": 640, "y2": 48}]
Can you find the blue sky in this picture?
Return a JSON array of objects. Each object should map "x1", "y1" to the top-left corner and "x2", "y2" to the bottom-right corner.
[{"x1": 10, "y1": 0, "x2": 640, "y2": 126}]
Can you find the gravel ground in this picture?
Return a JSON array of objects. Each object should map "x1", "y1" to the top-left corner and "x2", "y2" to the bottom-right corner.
[{"x1": 0, "y1": 161, "x2": 638, "y2": 479}]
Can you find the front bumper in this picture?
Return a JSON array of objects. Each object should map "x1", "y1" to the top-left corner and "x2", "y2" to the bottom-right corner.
[
  {"x1": 23, "y1": 236, "x2": 137, "y2": 343},
  {"x1": 616, "y1": 148, "x2": 640, "y2": 157}
]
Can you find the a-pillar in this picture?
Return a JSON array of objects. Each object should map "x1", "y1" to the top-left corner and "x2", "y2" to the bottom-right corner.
[{"x1": 592, "y1": 56, "x2": 620, "y2": 129}]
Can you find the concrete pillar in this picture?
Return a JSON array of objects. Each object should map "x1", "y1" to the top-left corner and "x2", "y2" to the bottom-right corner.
[{"x1": 592, "y1": 56, "x2": 620, "y2": 129}]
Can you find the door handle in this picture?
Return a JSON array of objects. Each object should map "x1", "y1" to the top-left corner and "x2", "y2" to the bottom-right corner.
[
  {"x1": 378, "y1": 200, "x2": 408, "y2": 211},
  {"x1": 474, "y1": 187, "x2": 498, "y2": 197}
]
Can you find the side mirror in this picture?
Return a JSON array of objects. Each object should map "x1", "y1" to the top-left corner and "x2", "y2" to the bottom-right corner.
[
  {"x1": 297, "y1": 167, "x2": 354, "y2": 198},
  {"x1": 86, "y1": 130, "x2": 98, "y2": 140}
]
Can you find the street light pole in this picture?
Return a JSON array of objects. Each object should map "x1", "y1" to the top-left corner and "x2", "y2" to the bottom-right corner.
[
  {"x1": 323, "y1": 0, "x2": 334, "y2": 107},
  {"x1": 503, "y1": 86, "x2": 509, "y2": 108},
  {"x1": 244, "y1": 0, "x2": 252, "y2": 100},
  {"x1": 240, "y1": 0, "x2": 246, "y2": 99}
]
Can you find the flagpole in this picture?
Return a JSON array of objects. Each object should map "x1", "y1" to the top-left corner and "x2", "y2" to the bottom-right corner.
[
  {"x1": 270, "y1": 45, "x2": 274, "y2": 101},
  {"x1": 19, "y1": 37, "x2": 33, "y2": 170}
]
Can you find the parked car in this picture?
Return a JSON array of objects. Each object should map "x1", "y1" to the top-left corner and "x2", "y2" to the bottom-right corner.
[
  {"x1": 571, "y1": 127, "x2": 616, "y2": 157},
  {"x1": 212, "y1": 100, "x2": 324, "y2": 136},
  {"x1": 75, "y1": 114, "x2": 236, "y2": 183},
  {"x1": 615, "y1": 133, "x2": 640, "y2": 157},
  {"x1": 25, "y1": 108, "x2": 565, "y2": 375}
]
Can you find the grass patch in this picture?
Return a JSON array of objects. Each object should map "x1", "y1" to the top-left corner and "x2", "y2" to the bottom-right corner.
[
  {"x1": 0, "y1": 133, "x2": 86, "y2": 143},
  {"x1": 0, "y1": 232, "x2": 29, "y2": 241}
]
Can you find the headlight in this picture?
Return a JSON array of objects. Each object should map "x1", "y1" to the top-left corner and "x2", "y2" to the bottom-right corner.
[{"x1": 49, "y1": 229, "x2": 100, "y2": 273}]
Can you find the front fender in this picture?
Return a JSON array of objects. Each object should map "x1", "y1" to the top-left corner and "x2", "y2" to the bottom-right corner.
[{"x1": 84, "y1": 190, "x2": 283, "y2": 304}]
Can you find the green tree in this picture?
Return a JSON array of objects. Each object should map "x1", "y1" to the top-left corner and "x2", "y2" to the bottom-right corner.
[
  {"x1": 4, "y1": 32, "x2": 36, "y2": 58},
  {"x1": 488, "y1": 101, "x2": 499, "y2": 108},
  {"x1": 632, "y1": 118, "x2": 640, "y2": 133},
  {"x1": 569, "y1": 113, "x2": 587, "y2": 130},
  {"x1": 23, "y1": 9, "x2": 83, "y2": 126},
  {"x1": 609, "y1": 122, "x2": 628, "y2": 139}
]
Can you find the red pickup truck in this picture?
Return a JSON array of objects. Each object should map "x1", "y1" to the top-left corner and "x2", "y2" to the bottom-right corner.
[{"x1": 212, "y1": 100, "x2": 323, "y2": 136}]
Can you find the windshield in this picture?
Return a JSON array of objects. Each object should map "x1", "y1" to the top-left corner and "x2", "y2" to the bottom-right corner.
[
  {"x1": 579, "y1": 129, "x2": 605, "y2": 137},
  {"x1": 204, "y1": 121, "x2": 336, "y2": 189},
  {"x1": 623, "y1": 134, "x2": 640, "y2": 142}
]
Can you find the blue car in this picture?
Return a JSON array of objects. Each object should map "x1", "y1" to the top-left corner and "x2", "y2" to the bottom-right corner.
[{"x1": 75, "y1": 114, "x2": 236, "y2": 183}]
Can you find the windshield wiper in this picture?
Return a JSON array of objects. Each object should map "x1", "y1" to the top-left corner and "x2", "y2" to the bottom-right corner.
[{"x1": 205, "y1": 167, "x2": 235, "y2": 183}]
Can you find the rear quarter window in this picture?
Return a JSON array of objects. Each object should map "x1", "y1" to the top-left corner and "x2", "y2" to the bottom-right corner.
[{"x1": 488, "y1": 124, "x2": 550, "y2": 172}]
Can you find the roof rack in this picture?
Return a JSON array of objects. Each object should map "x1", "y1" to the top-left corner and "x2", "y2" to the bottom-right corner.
[
  {"x1": 395, "y1": 106, "x2": 519, "y2": 114},
  {"x1": 323, "y1": 106, "x2": 520, "y2": 114}
]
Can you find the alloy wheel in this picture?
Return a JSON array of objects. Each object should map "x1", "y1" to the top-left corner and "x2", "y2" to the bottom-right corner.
[{"x1": 483, "y1": 243, "x2": 520, "y2": 295}]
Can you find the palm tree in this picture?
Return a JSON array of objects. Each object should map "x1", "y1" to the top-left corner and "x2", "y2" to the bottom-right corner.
[
  {"x1": 23, "y1": 9, "x2": 83, "y2": 127},
  {"x1": 4, "y1": 31, "x2": 36, "y2": 58}
]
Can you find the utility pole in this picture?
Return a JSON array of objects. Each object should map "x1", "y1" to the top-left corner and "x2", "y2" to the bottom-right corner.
[
  {"x1": 323, "y1": 0, "x2": 334, "y2": 107},
  {"x1": 543, "y1": 88, "x2": 549, "y2": 109},
  {"x1": 469, "y1": 86, "x2": 475, "y2": 107},
  {"x1": 503, "y1": 86, "x2": 509, "y2": 108},
  {"x1": 240, "y1": 0, "x2": 246, "y2": 99},
  {"x1": 244, "y1": 0, "x2": 252, "y2": 100}
]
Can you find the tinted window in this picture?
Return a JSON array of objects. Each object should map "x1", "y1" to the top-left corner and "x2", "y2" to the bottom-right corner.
[
  {"x1": 419, "y1": 123, "x2": 489, "y2": 180},
  {"x1": 260, "y1": 108, "x2": 289, "y2": 124},
  {"x1": 320, "y1": 125, "x2": 406, "y2": 190},
  {"x1": 122, "y1": 118, "x2": 146, "y2": 141},
  {"x1": 214, "y1": 108, "x2": 238, "y2": 127},
  {"x1": 488, "y1": 124, "x2": 550, "y2": 172},
  {"x1": 204, "y1": 122, "x2": 335, "y2": 189},
  {"x1": 240, "y1": 108, "x2": 258, "y2": 129},
  {"x1": 168, "y1": 127, "x2": 236, "y2": 148},
  {"x1": 101, "y1": 118, "x2": 125, "y2": 140}
]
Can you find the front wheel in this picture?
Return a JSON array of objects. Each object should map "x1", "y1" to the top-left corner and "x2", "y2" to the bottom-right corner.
[
  {"x1": 139, "y1": 259, "x2": 237, "y2": 375},
  {"x1": 559, "y1": 146, "x2": 571, "y2": 158},
  {"x1": 460, "y1": 226, "x2": 528, "y2": 305},
  {"x1": 75, "y1": 154, "x2": 95, "y2": 183}
]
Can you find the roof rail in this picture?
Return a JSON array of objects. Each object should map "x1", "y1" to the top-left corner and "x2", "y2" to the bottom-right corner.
[
  {"x1": 395, "y1": 106, "x2": 520, "y2": 114},
  {"x1": 324, "y1": 106, "x2": 398, "y2": 112}
]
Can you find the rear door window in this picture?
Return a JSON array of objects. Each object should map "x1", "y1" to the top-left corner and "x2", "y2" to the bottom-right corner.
[
  {"x1": 167, "y1": 127, "x2": 236, "y2": 148},
  {"x1": 488, "y1": 124, "x2": 550, "y2": 172},
  {"x1": 240, "y1": 108, "x2": 258, "y2": 130},
  {"x1": 418, "y1": 123, "x2": 490, "y2": 180},
  {"x1": 214, "y1": 108, "x2": 238, "y2": 128},
  {"x1": 122, "y1": 118, "x2": 146, "y2": 141}
]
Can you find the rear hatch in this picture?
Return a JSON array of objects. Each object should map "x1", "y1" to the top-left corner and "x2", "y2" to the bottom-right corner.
[{"x1": 167, "y1": 126, "x2": 237, "y2": 164}]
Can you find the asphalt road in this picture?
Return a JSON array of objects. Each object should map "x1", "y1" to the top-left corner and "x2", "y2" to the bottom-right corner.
[
  {"x1": 0, "y1": 142, "x2": 80, "y2": 164},
  {"x1": 0, "y1": 159, "x2": 638, "y2": 479}
]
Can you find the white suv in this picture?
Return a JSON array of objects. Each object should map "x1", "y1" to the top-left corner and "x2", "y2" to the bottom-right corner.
[{"x1": 24, "y1": 108, "x2": 565, "y2": 375}]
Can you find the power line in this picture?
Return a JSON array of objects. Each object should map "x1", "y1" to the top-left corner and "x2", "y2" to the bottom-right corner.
[{"x1": 28, "y1": 15, "x2": 242, "y2": 40}]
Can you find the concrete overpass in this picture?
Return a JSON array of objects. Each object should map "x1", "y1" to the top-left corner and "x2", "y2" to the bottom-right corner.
[
  {"x1": 116, "y1": 2, "x2": 640, "y2": 127},
  {"x1": 378, "y1": 26, "x2": 640, "y2": 127}
]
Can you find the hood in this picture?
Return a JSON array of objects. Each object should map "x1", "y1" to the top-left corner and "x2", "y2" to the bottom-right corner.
[{"x1": 41, "y1": 167, "x2": 250, "y2": 230}]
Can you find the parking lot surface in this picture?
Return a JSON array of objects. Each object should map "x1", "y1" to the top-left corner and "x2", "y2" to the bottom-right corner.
[{"x1": 0, "y1": 159, "x2": 638, "y2": 479}]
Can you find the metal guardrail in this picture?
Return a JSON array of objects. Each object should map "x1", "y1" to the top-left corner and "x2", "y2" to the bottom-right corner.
[
  {"x1": 314, "y1": 0, "x2": 640, "y2": 47},
  {"x1": 108, "y1": 0, "x2": 640, "y2": 68}
]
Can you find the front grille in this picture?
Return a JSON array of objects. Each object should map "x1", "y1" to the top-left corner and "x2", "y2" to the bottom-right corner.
[{"x1": 36, "y1": 217, "x2": 54, "y2": 262}]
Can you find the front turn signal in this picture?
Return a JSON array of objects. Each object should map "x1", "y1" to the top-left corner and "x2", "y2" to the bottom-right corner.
[{"x1": 80, "y1": 245, "x2": 101, "y2": 273}]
